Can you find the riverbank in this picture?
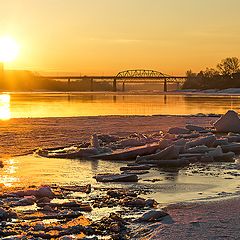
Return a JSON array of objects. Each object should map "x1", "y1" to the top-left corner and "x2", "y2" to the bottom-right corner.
[
  {"x1": 1, "y1": 114, "x2": 240, "y2": 239},
  {"x1": 0, "y1": 115, "x2": 217, "y2": 157}
]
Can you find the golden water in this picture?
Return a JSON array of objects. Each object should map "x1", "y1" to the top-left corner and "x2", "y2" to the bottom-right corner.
[{"x1": 0, "y1": 92, "x2": 240, "y2": 119}]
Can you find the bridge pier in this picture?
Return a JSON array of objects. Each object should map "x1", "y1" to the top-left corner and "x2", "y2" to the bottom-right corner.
[
  {"x1": 122, "y1": 82, "x2": 125, "y2": 92},
  {"x1": 68, "y1": 78, "x2": 71, "y2": 91},
  {"x1": 90, "y1": 78, "x2": 94, "y2": 91},
  {"x1": 164, "y1": 78, "x2": 167, "y2": 92},
  {"x1": 113, "y1": 78, "x2": 117, "y2": 92}
]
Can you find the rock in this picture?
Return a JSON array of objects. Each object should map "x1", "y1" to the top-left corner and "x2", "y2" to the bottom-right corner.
[
  {"x1": 155, "y1": 158, "x2": 190, "y2": 168},
  {"x1": 36, "y1": 186, "x2": 55, "y2": 198},
  {"x1": 199, "y1": 155, "x2": 214, "y2": 162},
  {"x1": 33, "y1": 222, "x2": 45, "y2": 231},
  {"x1": 110, "y1": 223, "x2": 120, "y2": 233},
  {"x1": 180, "y1": 133, "x2": 200, "y2": 139},
  {"x1": 174, "y1": 138, "x2": 187, "y2": 146},
  {"x1": 120, "y1": 165, "x2": 151, "y2": 171},
  {"x1": 168, "y1": 127, "x2": 190, "y2": 134},
  {"x1": 159, "y1": 139, "x2": 173, "y2": 149},
  {"x1": 213, "y1": 138, "x2": 229, "y2": 147},
  {"x1": 221, "y1": 143, "x2": 240, "y2": 153},
  {"x1": 90, "y1": 134, "x2": 100, "y2": 149},
  {"x1": 0, "y1": 207, "x2": 17, "y2": 220},
  {"x1": 187, "y1": 145, "x2": 209, "y2": 153},
  {"x1": 14, "y1": 196, "x2": 36, "y2": 206},
  {"x1": 36, "y1": 196, "x2": 51, "y2": 204},
  {"x1": 214, "y1": 152, "x2": 235, "y2": 162},
  {"x1": 118, "y1": 138, "x2": 146, "y2": 147},
  {"x1": 14, "y1": 189, "x2": 37, "y2": 197},
  {"x1": 123, "y1": 170, "x2": 149, "y2": 175},
  {"x1": 214, "y1": 110, "x2": 240, "y2": 133},
  {"x1": 95, "y1": 173, "x2": 138, "y2": 182},
  {"x1": 207, "y1": 146, "x2": 223, "y2": 157},
  {"x1": 145, "y1": 199, "x2": 158, "y2": 208},
  {"x1": 121, "y1": 197, "x2": 146, "y2": 207},
  {"x1": 186, "y1": 135, "x2": 216, "y2": 149},
  {"x1": 186, "y1": 125, "x2": 206, "y2": 132},
  {"x1": 136, "y1": 145, "x2": 179, "y2": 163},
  {"x1": 98, "y1": 134, "x2": 119, "y2": 143},
  {"x1": 42, "y1": 205, "x2": 54, "y2": 212},
  {"x1": 139, "y1": 210, "x2": 169, "y2": 222},
  {"x1": 92, "y1": 143, "x2": 160, "y2": 160}
]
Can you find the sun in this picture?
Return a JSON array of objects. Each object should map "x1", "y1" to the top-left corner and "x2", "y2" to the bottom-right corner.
[{"x1": 0, "y1": 36, "x2": 19, "y2": 63}]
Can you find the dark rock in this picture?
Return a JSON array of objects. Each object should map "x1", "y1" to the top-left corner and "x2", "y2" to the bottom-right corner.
[
  {"x1": 186, "y1": 125, "x2": 206, "y2": 132},
  {"x1": 139, "y1": 210, "x2": 169, "y2": 222},
  {"x1": 36, "y1": 186, "x2": 55, "y2": 198},
  {"x1": 95, "y1": 173, "x2": 138, "y2": 182},
  {"x1": 120, "y1": 165, "x2": 151, "y2": 171},
  {"x1": 145, "y1": 199, "x2": 158, "y2": 208},
  {"x1": 168, "y1": 127, "x2": 190, "y2": 134},
  {"x1": 121, "y1": 197, "x2": 146, "y2": 207},
  {"x1": 214, "y1": 110, "x2": 240, "y2": 133},
  {"x1": 0, "y1": 207, "x2": 17, "y2": 220}
]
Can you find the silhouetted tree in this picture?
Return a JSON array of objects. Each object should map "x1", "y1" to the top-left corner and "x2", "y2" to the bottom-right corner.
[
  {"x1": 217, "y1": 57, "x2": 240, "y2": 75},
  {"x1": 186, "y1": 69, "x2": 197, "y2": 78}
]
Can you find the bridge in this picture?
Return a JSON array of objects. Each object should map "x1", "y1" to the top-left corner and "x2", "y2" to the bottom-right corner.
[{"x1": 38, "y1": 69, "x2": 187, "y2": 92}]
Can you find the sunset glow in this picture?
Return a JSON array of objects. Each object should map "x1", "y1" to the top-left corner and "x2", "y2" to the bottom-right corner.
[
  {"x1": 0, "y1": 36, "x2": 19, "y2": 63},
  {"x1": 1, "y1": 0, "x2": 240, "y2": 74}
]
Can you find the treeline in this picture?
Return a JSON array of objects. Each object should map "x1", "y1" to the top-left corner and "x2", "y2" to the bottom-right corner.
[
  {"x1": 0, "y1": 70, "x2": 113, "y2": 91},
  {"x1": 182, "y1": 57, "x2": 240, "y2": 90}
]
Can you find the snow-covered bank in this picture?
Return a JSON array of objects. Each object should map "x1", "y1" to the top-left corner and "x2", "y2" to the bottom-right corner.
[{"x1": 0, "y1": 115, "x2": 217, "y2": 157}]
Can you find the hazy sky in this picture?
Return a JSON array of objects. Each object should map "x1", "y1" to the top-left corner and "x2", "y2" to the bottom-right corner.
[{"x1": 1, "y1": 0, "x2": 240, "y2": 75}]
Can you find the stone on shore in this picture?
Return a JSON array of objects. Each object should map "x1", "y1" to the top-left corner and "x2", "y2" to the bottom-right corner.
[
  {"x1": 186, "y1": 124, "x2": 206, "y2": 132},
  {"x1": 0, "y1": 207, "x2": 17, "y2": 220},
  {"x1": 214, "y1": 110, "x2": 240, "y2": 133},
  {"x1": 187, "y1": 145, "x2": 209, "y2": 153},
  {"x1": 94, "y1": 173, "x2": 138, "y2": 182},
  {"x1": 168, "y1": 127, "x2": 190, "y2": 134},
  {"x1": 136, "y1": 145, "x2": 179, "y2": 163},
  {"x1": 120, "y1": 165, "x2": 151, "y2": 171},
  {"x1": 139, "y1": 210, "x2": 169, "y2": 222},
  {"x1": 186, "y1": 135, "x2": 216, "y2": 149},
  {"x1": 14, "y1": 186, "x2": 55, "y2": 199}
]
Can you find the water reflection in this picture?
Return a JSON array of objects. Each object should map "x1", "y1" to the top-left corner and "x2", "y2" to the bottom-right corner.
[
  {"x1": 2, "y1": 92, "x2": 240, "y2": 119},
  {"x1": 0, "y1": 94, "x2": 10, "y2": 120}
]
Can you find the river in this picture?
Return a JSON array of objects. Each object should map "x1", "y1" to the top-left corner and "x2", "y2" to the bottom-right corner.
[{"x1": 0, "y1": 92, "x2": 240, "y2": 119}]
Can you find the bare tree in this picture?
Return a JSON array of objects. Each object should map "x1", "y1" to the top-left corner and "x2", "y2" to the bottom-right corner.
[{"x1": 217, "y1": 57, "x2": 240, "y2": 75}]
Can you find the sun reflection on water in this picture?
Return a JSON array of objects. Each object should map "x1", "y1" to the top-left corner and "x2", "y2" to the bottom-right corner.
[
  {"x1": 0, "y1": 94, "x2": 11, "y2": 120},
  {"x1": 0, "y1": 158, "x2": 19, "y2": 187}
]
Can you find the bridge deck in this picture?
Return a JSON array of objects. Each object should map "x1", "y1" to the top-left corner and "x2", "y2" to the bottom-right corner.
[{"x1": 39, "y1": 76, "x2": 186, "y2": 80}]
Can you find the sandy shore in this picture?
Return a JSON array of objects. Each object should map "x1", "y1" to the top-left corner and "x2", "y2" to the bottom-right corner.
[
  {"x1": 0, "y1": 115, "x2": 216, "y2": 158},
  {"x1": 135, "y1": 197, "x2": 240, "y2": 240}
]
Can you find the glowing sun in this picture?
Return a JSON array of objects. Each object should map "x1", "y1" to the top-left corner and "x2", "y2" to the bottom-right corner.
[{"x1": 0, "y1": 36, "x2": 19, "y2": 63}]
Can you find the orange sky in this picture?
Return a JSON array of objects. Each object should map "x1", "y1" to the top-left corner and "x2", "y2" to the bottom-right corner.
[{"x1": 1, "y1": 0, "x2": 240, "y2": 75}]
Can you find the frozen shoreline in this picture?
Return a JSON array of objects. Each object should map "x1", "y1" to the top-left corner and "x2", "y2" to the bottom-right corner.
[
  {"x1": 0, "y1": 115, "x2": 217, "y2": 157},
  {"x1": 1, "y1": 114, "x2": 240, "y2": 239}
]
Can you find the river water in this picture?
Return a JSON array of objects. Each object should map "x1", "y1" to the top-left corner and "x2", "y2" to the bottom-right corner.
[
  {"x1": 1, "y1": 92, "x2": 240, "y2": 204},
  {"x1": 0, "y1": 92, "x2": 240, "y2": 119}
]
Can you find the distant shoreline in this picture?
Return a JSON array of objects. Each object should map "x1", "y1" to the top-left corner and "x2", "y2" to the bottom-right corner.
[{"x1": 2, "y1": 89, "x2": 240, "y2": 96}]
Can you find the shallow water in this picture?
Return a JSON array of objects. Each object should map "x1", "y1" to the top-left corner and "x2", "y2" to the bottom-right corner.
[
  {"x1": 1, "y1": 155, "x2": 240, "y2": 205},
  {"x1": 1, "y1": 92, "x2": 240, "y2": 119}
]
